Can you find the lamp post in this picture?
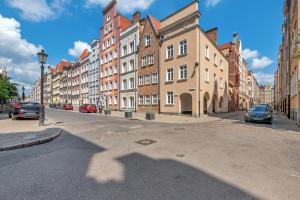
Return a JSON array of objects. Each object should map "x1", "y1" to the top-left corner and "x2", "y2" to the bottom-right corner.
[
  {"x1": 22, "y1": 86, "x2": 25, "y2": 102},
  {"x1": 37, "y1": 49, "x2": 48, "y2": 126}
]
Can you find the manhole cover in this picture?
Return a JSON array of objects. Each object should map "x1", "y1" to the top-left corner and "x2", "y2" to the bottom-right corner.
[{"x1": 135, "y1": 139, "x2": 157, "y2": 146}]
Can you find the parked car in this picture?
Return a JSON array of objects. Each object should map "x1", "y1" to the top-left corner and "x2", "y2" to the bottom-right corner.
[
  {"x1": 244, "y1": 105, "x2": 273, "y2": 124},
  {"x1": 79, "y1": 104, "x2": 97, "y2": 113},
  {"x1": 56, "y1": 103, "x2": 63, "y2": 109},
  {"x1": 49, "y1": 104, "x2": 56, "y2": 108},
  {"x1": 63, "y1": 104, "x2": 73, "y2": 110},
  {"x1": 9, "y1": 102, "x2": 40, "y2": 120}
]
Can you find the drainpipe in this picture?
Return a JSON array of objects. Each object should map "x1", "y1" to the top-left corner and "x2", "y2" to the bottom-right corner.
[
  {"x1": 158, "y1": 40, "x2": 161, "y2": 114},
  {"x1": 287, "y1": 2, "x2": 291, "y2": 119},
  {"x1": 134, "y1": 34, "x2": 137, "y2": 113}
]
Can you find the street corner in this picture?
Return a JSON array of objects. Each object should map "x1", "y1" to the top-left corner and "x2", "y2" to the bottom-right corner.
[{"x1": 0, "y1": 127, "x2": 62, "y2": 151}]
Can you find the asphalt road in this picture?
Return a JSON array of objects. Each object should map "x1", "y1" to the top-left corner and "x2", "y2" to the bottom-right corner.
[{"x1": 0, "y1": 108, "x2": 299, "y2": 200}]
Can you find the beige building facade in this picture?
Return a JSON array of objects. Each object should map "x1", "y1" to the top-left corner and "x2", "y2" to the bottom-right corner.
[{"x1": 159, "y1": 1, "x2": 229, "y2": 117}]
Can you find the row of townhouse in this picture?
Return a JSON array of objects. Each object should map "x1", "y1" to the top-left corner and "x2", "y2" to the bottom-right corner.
[
  {"x1": 274, "y1": 0, "x2": 300, "y2": 124},
  {"x1": 29, "y1": 0, "x2": 261, "y2": 117}
]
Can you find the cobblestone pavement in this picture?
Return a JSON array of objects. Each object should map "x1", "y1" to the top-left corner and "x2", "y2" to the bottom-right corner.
[{"x1": 0, "y1": 108, "x2": 299, "y2": 200}]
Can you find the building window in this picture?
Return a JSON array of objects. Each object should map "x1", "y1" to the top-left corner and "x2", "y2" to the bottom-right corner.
[
  {"x1": 205, "y1": 45, "x2": 209, "y2": 59},
  {"x1": 139, "y1": 96, "x2": 144, "y2": 105},
  {"x1": 220, "y1": 59, "x2": 223, "y2": 70},
  {"x1": 129, "y1": 41, "x2": 135, "y2": 53},
  {"x1": 114, "y1": 96, "x2": 118, "y2": 105},
  {"x1": 214, "y1": 53, "x2": 217, "y2": 66},
  {"x1": 139, "y1": 76, "x2": 145, "y2": 85},
  {"x1": 111, "y1": 36, "x2": 115, "y2": 45},
  {"x1": 129, "y1": 60, "x2": 134, "y2": 71},
  {"x1": 114, "y1": 81, "x2": 117, "y2": 89},
  {"x1": 179, "y1": 40, "x2": 187, "y2": 55},
  {"x1": 220, "y1": 77, "x2": 223, "y2": 89},
  {"x1": 114, "y1": 65, "x2": 118, "y2": 74},
  {"x1": 166, "y1": 45, "x2": 174, "y2": 59},
  {"x1": 148, "y1": 54, "x2": 154, "y2": 65},
  {"x1": 129, "y1": 78, "x2": 135, "y2": 89},
  {"x1": 129, "y1": 97, "x2": 134, "y2": 108},
  {"x1": 122, "y1": 97, "x2": 127, "y2": 108},
  {"x1": 152, "y1": 94, "x2": 158, "y2": 104},
  {"x1": 142, "y1": 56, "x2": 147, "y2": 67},
  {"x1": 152, "y1": 73, "x2": 158, "y2": 83},
  {"x1": 122, "y1": 79, "x2": 127, "y2": 90},
  {"x1": 106, "y1": 15, "x2": 110, "y2": 22},
  {"x1": 179, "y1": 65, "x2": 187, "y2": 80},
  {"x1": 145, "y1": 95, "x2": 151, "y2": 105},
  {"x1": 205, "y1": 68, "x2": 209, "y2": 82},
  {"x1": 122, "y1": 62, "x2": 127, "y2": 73},
  {"x1": 109, "y1": 96, "x2": 112, "y2": 105},
  {"x1": 114, "y1": 50, "x2": 118, "y2": 59},
  {"x1": 166, "y1": 92, "x2": 174, "y2": 105},
  {"x1": 145, "y1": 35, "x2": 151, "y2": 46},
  {"x1": 122, "y1": 45, "x2": 127, "y2": 56},
  {"x1": 166, "y1": 68, "x2": 173, "y2": 82},
  {"x1": 145, "y1": 74, "x2": 151, "y2": 84}
]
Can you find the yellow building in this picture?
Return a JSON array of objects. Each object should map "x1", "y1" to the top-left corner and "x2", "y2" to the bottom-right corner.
[{"x1": 159, "y1": 0, "x2": 229, "y2": 116}]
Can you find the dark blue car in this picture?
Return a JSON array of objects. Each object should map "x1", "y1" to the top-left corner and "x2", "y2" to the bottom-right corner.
[{"x1": 244, "y1": 105, "x2": 273, "y2": 124}]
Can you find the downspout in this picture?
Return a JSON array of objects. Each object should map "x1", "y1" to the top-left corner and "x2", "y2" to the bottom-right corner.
[
  {"x1": 134, "y1": 33, "x2": 137, "y2": 113},
  {"x1": 287, "y1": 3, "x2": 291, "y2": 119},
  {"x1": 158, "y1": 37, "x2": 161, "y2": 114}
]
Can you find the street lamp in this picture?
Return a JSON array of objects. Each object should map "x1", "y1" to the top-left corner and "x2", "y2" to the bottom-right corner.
[
  {"x1": 22, "y1": 86, "x2": 25, "y2": 102},
  {"x1": 37, "y1": 49, "x2": 48, "y2": 126}
]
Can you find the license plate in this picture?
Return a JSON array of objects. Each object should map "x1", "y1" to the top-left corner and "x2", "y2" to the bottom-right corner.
[{"x1": 253, "y1": 118, "x2": 263, "y2": 121}]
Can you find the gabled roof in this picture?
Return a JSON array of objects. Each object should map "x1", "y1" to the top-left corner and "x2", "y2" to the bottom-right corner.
[
  {"x1": 219, "y1": 42, "x2": 232, "y2": 50},
  {"x1": 79, "y1": 49, "x2": 90, "y2": 61},
  {"x1": 148, "y1": 15, "x2": 160, "y2": 36}
]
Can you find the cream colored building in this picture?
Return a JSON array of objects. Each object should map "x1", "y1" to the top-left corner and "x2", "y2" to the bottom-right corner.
[{"x1": 159, "y1": 0, "x2": 229, "y2": 116}]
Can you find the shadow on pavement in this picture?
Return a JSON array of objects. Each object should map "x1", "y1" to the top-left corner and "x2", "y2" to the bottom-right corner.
[{"x1": 0, "y1": 129, "x2": 259, "y2": 200}]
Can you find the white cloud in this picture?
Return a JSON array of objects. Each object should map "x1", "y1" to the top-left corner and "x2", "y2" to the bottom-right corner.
[
  {"x1": 253, "y1": 72, "x2": 274, "y2": 85},
  {"x1": 85, "y1": 0, "x2": 156, "y2": 13},
  {"x1": 243, "y1": 49, "x2": 259, "y2": 60},
  {"x1": 252, "y1": 56, "x2": 273, "y2": 69},
  {"x1": 68, "y1": 41, "x2": 91, "y2": 57},
  {"x1": 206, "y1": 0, "x2": 222, "y2": 7},
  {"x1": 5, "y1": 0, "x2": 71, "y2": 22},
  {"x1": 0, "y1": 15, "x2": 41, "y2": 91}
]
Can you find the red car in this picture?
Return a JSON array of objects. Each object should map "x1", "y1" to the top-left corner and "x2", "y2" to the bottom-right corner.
[
  {"x1": 79, "y1": 104, "x2": 97, "y2": 113},
  {"x1": 63, "y1": 104, "x2": 73, "y2": 110}
]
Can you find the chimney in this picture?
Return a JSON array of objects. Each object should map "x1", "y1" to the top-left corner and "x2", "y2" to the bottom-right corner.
[
  {"x1": 206, "y1": 27, "x2": 218, "y2": 43},
  {"x1": 132, "y1": 11, "x2": 141, "y2": 23}
]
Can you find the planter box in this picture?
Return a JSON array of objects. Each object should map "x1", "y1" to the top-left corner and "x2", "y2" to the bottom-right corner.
[
  {"x1": 104, "y1": 110, "x2": 111, "y2": 115},
  {"x1": 146, "y1": 112, "x2": 155, "y2": 120},
  {"x1": 125, "y1": 111, "x2": 132, "y2": 118}
]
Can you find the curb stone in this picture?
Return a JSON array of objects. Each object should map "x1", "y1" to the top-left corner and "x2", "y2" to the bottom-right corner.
[{"x1": 0, "y1": 128, "x2": 62, "y2": 151}]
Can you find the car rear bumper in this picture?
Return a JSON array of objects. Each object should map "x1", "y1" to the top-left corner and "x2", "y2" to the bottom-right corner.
[
  {"x1": 245, "y1": 116, "x2": 272, "y2": 123},
  {"x1": 17, "y1": 113, "x2": 39, "y2": 119}
]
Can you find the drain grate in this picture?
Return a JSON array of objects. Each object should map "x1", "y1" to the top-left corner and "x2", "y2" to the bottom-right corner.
[{"x1": 135, "y1": 139, "x2": 157, "y2": 146}]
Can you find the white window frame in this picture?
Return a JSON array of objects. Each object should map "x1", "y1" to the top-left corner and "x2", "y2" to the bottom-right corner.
[
  {"x1": 166, "y1": 68, "x2": 174, "y2": 82},
  {"x1": 145, "y1": 95, "x2": 151, "y2": 105},
  {"x1": 145, "y1": 35, "x2": 151, "y2": 46},
  {"x1": 166, "y1": 91, "x2": 174, "y2": 105},
  {"x1": 139, "y1": 96, "x2": 144, "y2": 105},
  {"x1": 142, "y1": 56, "x2": 147, "y2": 67},
  {"x1": 166, "y1": 45, "x2": 174, "y2": 59},
  {"x1": 152, "y1": 94, "x2": 158, "y2": 105},
  {"x1": 152, "y1": 73, "x2": 158, "y2": 84},
  {"x1": 205, "y1": 45, "x2": 210, "y2": 59},
  {"x1": 179, "y1": 65, "x2": 187, "y2": 80},
  {"x1": 205, "y1": 68, "x2": 209, "y2": 82},
  {"x1": 179, "y1": 40, "x2": 187, "y2": 55},
  {"x1": 148, "y1": 54, "x2": 154, "y2": 65}
]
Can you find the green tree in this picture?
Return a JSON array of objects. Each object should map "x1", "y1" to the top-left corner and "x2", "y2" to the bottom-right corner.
[{"x1": 0, "y1": 76, "x2": 18, "y2": 103}]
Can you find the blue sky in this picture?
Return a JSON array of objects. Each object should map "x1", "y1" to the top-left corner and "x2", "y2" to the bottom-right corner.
[{"x1": 0, "y1": 0, "x2": 283, "y2": 93}]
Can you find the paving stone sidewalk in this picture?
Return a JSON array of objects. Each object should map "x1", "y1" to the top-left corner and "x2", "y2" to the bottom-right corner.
[{"x1": 0, "y1": 114, "x2": 61, "y2": 151}]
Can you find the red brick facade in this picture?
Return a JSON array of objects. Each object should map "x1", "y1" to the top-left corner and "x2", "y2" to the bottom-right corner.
[
  {"x1": 99, "y1": 0, "x2": 131, "y2": 110},
  {"x1": 137, "y1": 15, "x2": 160, "y2": 113}
]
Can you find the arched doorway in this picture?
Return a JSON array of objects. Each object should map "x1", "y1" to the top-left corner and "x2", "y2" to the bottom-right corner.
[
  {"x1": 203, "y1": 92, "x2": 210, "y2": 114},
  {"x1": 180, "y1": 93, "x2": 192, "y2": 115}
]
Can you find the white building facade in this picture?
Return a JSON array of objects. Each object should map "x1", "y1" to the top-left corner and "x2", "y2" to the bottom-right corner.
[
  {"x1": 88, "y1": 40, "x2": 100, "y2": 105},
  {"x1": 119, "y1": 23, "x2": 140, "y2": 111}
]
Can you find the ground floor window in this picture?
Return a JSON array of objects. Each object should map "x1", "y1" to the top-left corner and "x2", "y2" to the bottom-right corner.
[
  {"x1": 122, "y1": 97, "x2": 127, "y2": 108},
  {"x1": 139, "y1": 96, "x2": 144, "y2": 105},
  {"x1": 114, "y1": 96, "x2": 118, "y2": 105},
  {"x1": 129, "y1": 97, "x2": 134, "y2": 108},
  {"x1": 152, "y1": 94, "x2": 158, "y2": 104},
  {"x1": 166, "y1": 92, "x2": 174, "y2": 105},
  {"x1": 145, "y1": 95, "x2": 151, "y2": 105}
]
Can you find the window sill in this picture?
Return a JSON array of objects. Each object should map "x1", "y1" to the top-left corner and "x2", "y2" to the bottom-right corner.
[
  {"x1": 177, "y1": 78, "x2": 187, "y2": 82},
  {"x1": 165, "y1": 104, "x2": 174, "y2": 107},
  {"x1": 165, "y1": 57, "x2": 174, "y2": 61},
  {"x1": 177, "y1": 53, "x2": 187, "y2": 58},
  {"x1": 205, "y1": 80, "x2": 209, "y2": 84}
]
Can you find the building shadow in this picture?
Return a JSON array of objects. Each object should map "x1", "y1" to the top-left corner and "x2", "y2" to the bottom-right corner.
[{"x1": 0, "y1": 129, "x2": 259, "y2": 200}]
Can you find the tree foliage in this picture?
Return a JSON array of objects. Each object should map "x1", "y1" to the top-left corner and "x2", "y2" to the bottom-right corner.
[{"x1": 0, "y1": 76, "x2": 18, "y2": 102}]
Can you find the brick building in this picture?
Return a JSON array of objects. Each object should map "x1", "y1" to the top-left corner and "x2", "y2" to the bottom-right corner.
[
  {"x1": 137, "y1": 15, "x2": 160, "y2": 113},
  {"x1": 99, "y1": 0, "x2": 131, "y2": 110}
]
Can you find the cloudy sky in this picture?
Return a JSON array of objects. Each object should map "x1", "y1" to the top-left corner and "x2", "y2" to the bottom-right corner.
[{"x1": 0, "y1": 0, "x2": 283, "y2": 94}]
